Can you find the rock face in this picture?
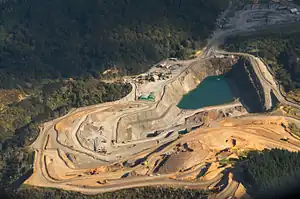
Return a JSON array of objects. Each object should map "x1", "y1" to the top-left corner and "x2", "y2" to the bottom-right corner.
[
  {"x1": 52, "y1": 58, "x2": 236, "y2": 166},
  {"x1": 226, "y1": 58, "x2": 266, "y2": 113},
  {"x1": 185, "y1": 105, "x2": 247, "y2": 125},
  {"x1": 244, "y1": 60, "x2": 266, "y2": 111},
  {"x1": 116, "y1": 59, "x2": 218, "y2": 142}
]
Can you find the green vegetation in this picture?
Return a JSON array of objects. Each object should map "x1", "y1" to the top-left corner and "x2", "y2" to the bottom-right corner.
[
  {"x1": 240, "y1": 149, "x2": 300, "y2": 198},
  {"x1": 288, "y1": 123, "x2": 300, "y2": 138},
  {"x1": 283, "y1": 106, "x2": 297, "y2": 116},
  {"x1": 0, "y1": 78, "x2": 131, "y2": 192},
  {"x1": 0, "y1": 0, "x2": 231, "y2": 196},
  {"x1": 224, "y1": 32, "x2": 300, "y2": 96},
  {"x1": 0, "y1": 0, "x2": 229, "y2": 89},
  {"x1": 2, "y1": 186, "x2": 209, "y2": 199},
  {"x1": 0, "y1": 79, "x2": 131, "y2": 141},
  {"x1": 219, "y1": 157, "x2": 238, "y2": 165}
]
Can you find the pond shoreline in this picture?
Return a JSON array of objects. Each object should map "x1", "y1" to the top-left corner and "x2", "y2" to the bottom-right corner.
[{"x1": 177, "y1": 75, "x2": 235, "y2": 110}]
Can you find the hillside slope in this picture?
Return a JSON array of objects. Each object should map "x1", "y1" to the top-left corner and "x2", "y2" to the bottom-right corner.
[{"x1": 0, "y1": 0, "x2": 228, "y2": 88}]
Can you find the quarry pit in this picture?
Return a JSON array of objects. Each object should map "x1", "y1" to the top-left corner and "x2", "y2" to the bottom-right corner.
[
  {"x1": 24, "y1": 1, "x2": 300, "y2": 198},
  {"x1": 25, "y1": 53, "x2": 300, "y2": 199}
]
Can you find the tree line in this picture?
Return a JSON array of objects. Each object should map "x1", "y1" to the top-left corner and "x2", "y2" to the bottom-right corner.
[
  {"x1": 0, "y1": 78, "x2": 131, "y2": 193},
  {"x1": 0, "y1": 0, "x2": 230, "y2": 197},
  {"x1": 224, "y1": 32, "x2": 300, "y2": 93},
  {"x1": 0, "y1": 0, "x2": 229, "y2": 89},
  {"x1": 240, "y1": 149, "x2": 300, "y2": 199}
]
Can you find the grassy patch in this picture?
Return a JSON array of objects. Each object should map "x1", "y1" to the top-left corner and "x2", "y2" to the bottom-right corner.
[{"x1": 289, "y1": 123, "x2": 300, "y2": 138}]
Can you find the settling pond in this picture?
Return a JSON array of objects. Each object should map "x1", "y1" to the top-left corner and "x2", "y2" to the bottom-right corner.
[{"x1": 177, "y1": 75, "x2": 235, "y2": 109}]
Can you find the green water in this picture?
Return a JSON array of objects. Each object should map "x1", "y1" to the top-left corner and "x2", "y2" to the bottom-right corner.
[{"x1": 177, "y1": 75, "x2": 234, "y2": 109}]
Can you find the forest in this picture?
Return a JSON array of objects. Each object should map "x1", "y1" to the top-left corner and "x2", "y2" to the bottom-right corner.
[
  {"x1": 240, "y1": 149, "x2": 300, "y2": 199},
  {"x1": 0, "y1": 78, "x2": 131, "y2": 191},
  {"x1": 0, "y1": 79, "x2": 131, "y2": 141},
  {"x1": 0, "y1": 0, "x2": 229, "y2": 89},
  {"x1": 224, "y1": 32, "x2": 300, "y2": 101},
  {"x1": 1, "y1": 186, "x2": 209, "y2": 199},
  {"x1": 0, "y1": 0, "x2": 231, "y2": 197}
]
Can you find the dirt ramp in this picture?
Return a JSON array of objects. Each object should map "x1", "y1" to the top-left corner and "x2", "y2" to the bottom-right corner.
[{"x1": 116, "y1": 59, "x2": 216, "y2": 143}]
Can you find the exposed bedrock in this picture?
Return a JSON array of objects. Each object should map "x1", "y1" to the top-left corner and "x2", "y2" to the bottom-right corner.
[
  {"x1": 116, "y1": 59, "x2": 223, "y2": 143},
  {"x1": 225, "y1": 58, "x2": 266, "y2": 113}
]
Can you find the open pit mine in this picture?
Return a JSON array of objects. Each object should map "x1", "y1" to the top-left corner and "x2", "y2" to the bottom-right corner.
[
  {"x1": 24, "y1": 1, "x2": 300, "y2": 198},
  {"x1": 25, "y1": 52, "x2": 300, "y2": 199}
]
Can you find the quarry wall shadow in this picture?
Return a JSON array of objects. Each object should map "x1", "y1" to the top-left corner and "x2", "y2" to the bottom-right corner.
[{"x1": 224, "y1": 59, "x2": 265, "y2": 113}]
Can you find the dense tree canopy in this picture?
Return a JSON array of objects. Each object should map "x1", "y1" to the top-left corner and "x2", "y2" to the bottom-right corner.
[
  {"x1": 241, "y1": 149, "x2": 300, "y2": 199},
  {"x1": 0, "y1": 0, "x2": 229, "y2": 88},
  {"x1": 224, "y1": 32, "x2": 300, "y2": 93},
  {"x1": 1, "y1": 186, "x2": 208, "y2": 199}
]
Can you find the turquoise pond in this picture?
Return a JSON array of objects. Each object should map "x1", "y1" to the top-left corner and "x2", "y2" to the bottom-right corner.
[{"x1": 177, "y1": 75, "x2": 234, "y2": 109}]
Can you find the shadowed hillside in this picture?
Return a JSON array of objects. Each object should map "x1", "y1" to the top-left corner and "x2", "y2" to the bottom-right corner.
[{"x1": 0, "y1": 0, "x2": 229, "y2": 88}]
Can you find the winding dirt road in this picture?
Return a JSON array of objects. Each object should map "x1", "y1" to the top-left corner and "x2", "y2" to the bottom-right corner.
[{"x1": 24, "y1": 1, "x2": 300, "y2": 199}]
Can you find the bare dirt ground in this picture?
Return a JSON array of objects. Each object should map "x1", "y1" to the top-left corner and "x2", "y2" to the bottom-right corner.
[{"x1": 25, "y1": 115, "x2": 300, "y2": 197}]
